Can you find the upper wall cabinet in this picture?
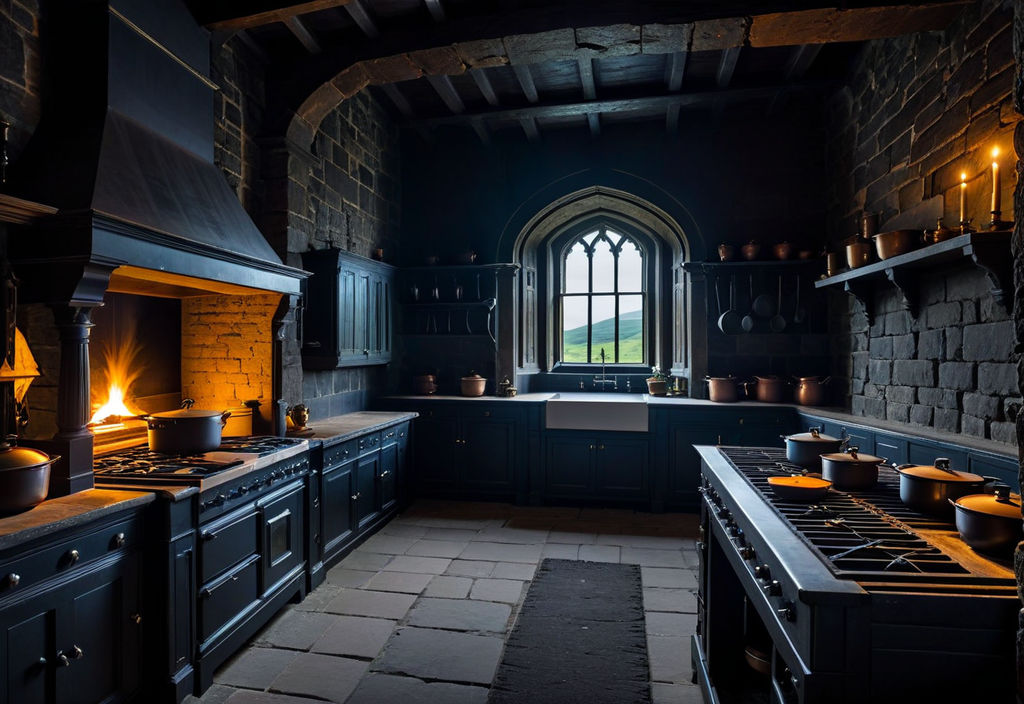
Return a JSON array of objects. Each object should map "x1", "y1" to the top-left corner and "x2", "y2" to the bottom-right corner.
[{"x1": 302, "y1": 249, "x2": 395, "y2": 370}]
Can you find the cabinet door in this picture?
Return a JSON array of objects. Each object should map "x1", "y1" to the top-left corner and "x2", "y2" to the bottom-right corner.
[
  {"x1": 413, "y1": 415, "x2": 458, "y2": 494},
  {"x1": 0, "y1": 594, "x2": 57, "y2": 704},
  {"x1": 355, "y1": 453, "x2": 380, "y2": 530},
  {"x1": 372, "y1": 273, "x2": 392, "y2": 359},
  {"x1": 337, "y1": 267, "x2": 357, "y2": 361},
  {"x1": 545, "y1": 435, "x2": 595, "y2": 496},
  {"x1": 322, "y1": 461, "x2": 356, "y2": 561},
  {"x1": 460, "y1": 416, "x2": 515, "y2": 494},
  {"x1": 354, "y1": 270, "x2": 372, "y2": 361},
  {"x1": 260, "y1": 482, "x2": 305, "y2": 594},
  {"x1": 378, "y1": 443, "x2": 398, "y2": 513},
  {"x1": 59, "y1": 555, "x2": 142, "y2": 704},
  {"x1": 667, "y1": 425, "x2": 716, "y2": 510},
  {"x1": 595, "y1": 437, "x2": 648, "y2": 499}
]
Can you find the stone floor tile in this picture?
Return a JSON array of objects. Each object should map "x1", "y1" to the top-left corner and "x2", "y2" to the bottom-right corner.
[
  {"x1": 359, "y1": 534, "x2": 420, "y2": 555},
  {"x1": 643, "y1": 588, "x2": 697, "y2": 614},
  {"x1": 645, "y1": 611, "x2": 697, "y2": 637},
  {"x1": 338, "y1": 550, "x2": 393, "y2": 572},
  {"x1": 291, "y1": 584, "x2": 341, "y2": 612},
  {"x1": 270, "y1": 652, "x2": 368, "y2": 703},
  {"x1": 651, "y1": 682, "x2": 704, "y2": 704},
  {"x1": 579, "y1": 544, "x2": 620, "y2": 563},
  {"x1": 311, "y1": 615, "x2": 396, "y2": 659},
  {"x1": 324, "y1": 588, "x2": 417, "y2": 620},
  {"x1": 324, "y1": 567, "x2": 376, "y2": 588},
  {"x1": 470, "y1": 578, "x2": 525, "y2": 604},
  {"x1": 578, "y1": 507, "x2": 639, "y2": 522},
  {"x1": 224, "y1": 690, "x2": 321, "y2": 704},
  {"x1": 405, "y1": 539, "x2": 470, "y2": 558},
  {"x1": 373, "y1": 627, "x2": 504, "y2": 685},
  {"x1": 547, "y1": 530, "x2": 598, "y2": 544},
  {"x1": 621, "y1": 547, "x2": 687, "y2": 568},
  {"x1": 475, "y1": 526, "x2": 551, "y2": 544},
  {"x1": 404, "y1": 517, "x2": 498, "y2": 530},
  {"x1": 407, "y1": 596, "x2": 512, "y2": 633},
  {"x1": 346, "y1": 673, "x2": 489, "y2": 704},
  {"x1": 648, "y1": 635, "x2": 692, "y2": 684},
  {"x1": 423, "y1": 575, "x2": 472, "y2": 598},
  {"x1": 381, "y1": 555, "x2": 453, "y2": 574},
  {"x1": 363, "y1": 570, "x2": 434, "y2": 594},
  {"x1": 642, "y1": 567, "x2": 698, "y2": 589},
  {"x1": 460, "y1": 541, "x2": 543, "y2": 563},
  {"x1": 379, "y1": 522, "x2": 429, "y2": 539},
  {"x1": 605, "y1": 534, "x2": 691, "y2": 550},
  {"x1": 424, "y1": 527, "x2": 483, "y2": 541},
  {"x1": 490, "y1": 561, "x2": 537, "y2": 581},
  {"x1": 541, "y1": 543, "x2": 580, "y2": 560},
  {"x1": 253, "y1": 610, "x2": 336, "y2": 651},
  {"x1": 214, "y1": 647, "x2": 297, "y2": 690},
  {"x1": 446, "y1": 559, "x2": 496, "y2": 577},
  {"x1": 184, "y1": 683, "x2": 236, "y2": 704}
]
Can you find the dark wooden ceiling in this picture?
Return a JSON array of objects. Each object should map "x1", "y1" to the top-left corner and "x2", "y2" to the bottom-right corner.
[{"x1": 189, "y1": 0, "x2": 973, "y2": 142}]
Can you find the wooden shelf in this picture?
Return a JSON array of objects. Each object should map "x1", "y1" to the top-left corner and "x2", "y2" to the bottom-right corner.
[
  {"x1": 813, "y1": 231, "x2": 1011, "y2": 324},
  {"x1": 402, "y1": 263, "x2": 519, "y2": 273},
  {"x1": 683, "y1": 260, "x2": 823, "y2": 276},
  {"x1": 402, "y1": 298, "x2": 496, "y2": 310},
  {"x1": 0, "y1": 193, "x2": 57, "y2": 224}
]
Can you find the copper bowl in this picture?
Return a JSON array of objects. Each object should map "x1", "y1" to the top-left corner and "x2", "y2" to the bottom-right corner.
[
  {"x1": 460, "y1": 374, "x2": 486, "y2": 396},
  {"x1": 872, "y1": 230, "x2": 920, "y2": 260},
  {"x1": 773, "y1": 242, "x2": 792, "y2": 260},
  {"x1": 741, "y1": 241, "x2": 760, "y2": 261},
  {"x1": 718, "y1": 244, "x2": 735, "y2": 261},
  {"x1": 845, "y1": 240, "x2": 872, "y2": 269}
]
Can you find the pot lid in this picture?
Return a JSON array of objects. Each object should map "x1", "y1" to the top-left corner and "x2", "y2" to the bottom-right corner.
[
  {"x1": 898, "y1": 458, "x2": 982, "y2": 482},
  {"x1": 953, "y1": 488, "x2": 1021, "y2": 519},
  {"x1": 149, "y1": 408, "x2": 224, "y2": 419},
  {"x1": 821, "y1": 447, "x2": 883, "y2": 464},
  {"x1": 786, "y1": 428, "x2": 840, "y2": 443},
  {"x1": 768, "y1": 476, "x2": 831, "y2": 490},
  {"x1": 0, "y1": 439, "x2": 53, "y2": 470}
]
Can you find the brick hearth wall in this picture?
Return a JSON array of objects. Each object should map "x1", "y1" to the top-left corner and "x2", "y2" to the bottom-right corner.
[{"x1": 826, "y1": 0, "x2": 1020, "y2": 445}]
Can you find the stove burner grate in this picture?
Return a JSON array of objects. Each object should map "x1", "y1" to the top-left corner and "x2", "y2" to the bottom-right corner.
[{"x1": 93, "y1": 436, "x2": 304, "y2": 478}]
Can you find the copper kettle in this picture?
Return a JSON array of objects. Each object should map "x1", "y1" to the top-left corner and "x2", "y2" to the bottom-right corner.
[{"x1": 794, "y1": 376, "x2": 830, "y2": 406}]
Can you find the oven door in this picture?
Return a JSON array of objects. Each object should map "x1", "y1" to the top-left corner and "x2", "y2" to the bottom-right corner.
[{"x1": 258, "y1": 480, "x2": 305, "y2": 595}]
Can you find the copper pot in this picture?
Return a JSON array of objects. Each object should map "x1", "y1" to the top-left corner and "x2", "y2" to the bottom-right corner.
[
  {"x1": 794, "y1": 376, "x2": 830, "y2": 406},
  {"x1": 741, "y1": 241, "x2": 761, "y2": 261},
  {"x1": 845, "y1": 240, "x2": 871, "y2": 269},
  {"x1": 826, "y1": 252, "x2": 841, "y2": 277},
  {"x1": 705, "y1": 376, "x2": 739, "y2": 403},
  {"x1": 773, "y1": 242, "x2": 792, "y2": 260},
  {"x1": 717, "y1": 244, "x2": 735, "y2": 261},
  {"x1": 460, "y1": 373, "x2": 486, "y2": 397},
  {"x1": 413, "y1": 374, "x2": 438, "y2": 395},
  {"x1": 923, "y1": 219, "x2": 956, "y2": 245},
  {"x1": 748, "y1": 376, "x2": 789, "y2": 403},
  {"x1": 872, "y1": 230, "x2": 920, "y2": 260}
]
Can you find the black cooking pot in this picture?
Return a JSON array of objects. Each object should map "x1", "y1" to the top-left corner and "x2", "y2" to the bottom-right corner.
[
  {"x1": 950, "y1": 486, "x2": 1023, "y2": 555},
  {"x1": 781, "y1": 427, "x2": 844, "y2": 468},
  {"x1": 0, "y1": 437, "x2": 60, "y2": 513},
  {"x1": 820, "y1": 447, "x2": 884, "y2": 491},
  {"x1": 893, "y1": 458, "x2": 990, "y2": 516},
  {"x1": 145, "y1": 399, "x2": 231, "y2": 455}
]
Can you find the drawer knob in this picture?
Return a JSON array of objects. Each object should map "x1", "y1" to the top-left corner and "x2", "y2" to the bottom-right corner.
[
  {"x1": 130, "y1": 613, "x2": 142, "y2": 625},
  {"x1": 5, "y1": 573, "x2": 19, "y2": 588},
  {"x1": 67, "y1": 645, "x2": 83, "y2": 660},
  {"x1": 112, "y1": 532, "x2": 126, "y2": 548},
  {"x1": 66, "y1": 549, "x2": 80, "y2": 566},
  {"x1": 351, "y1": 493, "x2": 360, "y2": 501},
  {"x1": 313, "y1": 498, "x2": 320, "y2": 509}
]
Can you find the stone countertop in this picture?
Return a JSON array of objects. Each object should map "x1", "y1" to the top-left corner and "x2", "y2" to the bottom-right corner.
[
  {"x1": 0, "y1": 488, "x2": 156, "y2": 553},
  {"x1": 302, "y1": 411, "x2": 420, "y2": 447},
  {"x1": 384, "y1": 393, "x2": 556, "y2": 403}
]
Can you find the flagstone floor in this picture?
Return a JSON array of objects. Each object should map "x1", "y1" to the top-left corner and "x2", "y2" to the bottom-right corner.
[{"x1": 186, "y1": 500, "x2": 703, "y2": 704}]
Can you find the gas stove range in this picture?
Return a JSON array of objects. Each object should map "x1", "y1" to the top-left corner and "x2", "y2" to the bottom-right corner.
[{"x1": 692, "y1": 445, "x2": 1016, "y2": 704}]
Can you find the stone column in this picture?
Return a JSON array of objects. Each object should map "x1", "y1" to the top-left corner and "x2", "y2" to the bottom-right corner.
[
  {"x1": 271, "y1": 294, "x2": 300, "y2": 436},
  {"x1": 494, "y1": 264, "x2": 519, "y2": 389}
]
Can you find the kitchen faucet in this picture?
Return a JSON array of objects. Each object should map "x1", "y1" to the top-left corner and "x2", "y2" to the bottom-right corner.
[{"x1": 593, "y1": 348, "x2": 617, "y2": 390}]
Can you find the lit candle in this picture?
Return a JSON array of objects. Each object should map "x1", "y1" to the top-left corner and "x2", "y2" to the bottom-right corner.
[
  {"x1": 960, "y1": 172, "x2": 967, "y2": 223},
  {"x1": 991, "y1": 147, "x2": 1000, "y2": 214}
]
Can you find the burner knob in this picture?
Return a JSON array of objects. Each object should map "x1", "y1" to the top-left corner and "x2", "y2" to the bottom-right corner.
[
  {"x1": 237, "y1": 485, "x2": 248, "y2": 494},
  {"x1": 753, "y1": 564, "x2": 770, "y2": 580},
  {"x1": 763, "y1": 579, "x2": 781, "y2": 596},
  {"x1": 716, "y1": 507, "x2": 730, "y2": 519},
  {"x1": 211, "y1": 494, "x2": 226, "y2": 506},
  {"x1": 739, "y1": 546, "x2": 755, "y2": 560},
  {"x1": 728, "y1": 525, "x2": 742, "y2": 538},
  {"x1": 777, "y1": 601, "x2": 796, "y2": 622}
]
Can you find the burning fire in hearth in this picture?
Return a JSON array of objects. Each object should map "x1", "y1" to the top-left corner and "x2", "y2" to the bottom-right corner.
[{"x1": 89, "y1": 330, "x2": 145, "y2": 431}]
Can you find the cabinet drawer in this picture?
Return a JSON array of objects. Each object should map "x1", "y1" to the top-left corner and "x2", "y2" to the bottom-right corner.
[
  {"x1": 199, "y1": 507, "x2": 259, "y2": 583},
  {"x1": 260, "y1": 483, "x2": 305, "y2": 593},
  {"x1": 0, "y1": 515, "x2": 139, "y2": 600},
  {"x1": 358, "y1": 432, "x2": 382, "y2": 455},
  {"x1": 381, "y1": 423, "x2": 406, "y2": 445},
  {"x1": 324, "y1": 439, "x2": 358, "y2": 468},
  {"x1": 199, "y1": 555, "x2": 260, "y2": 644}
]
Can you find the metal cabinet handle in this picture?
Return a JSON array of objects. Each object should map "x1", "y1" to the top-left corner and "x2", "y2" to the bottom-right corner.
[
  {"x1": 56, "y1": 653, "x2": 70, "y2": 667},
  {"x1": 313, "y1": 498, "x2": 320, "y2": 509},
  {"x1": 363, "y1": 349, "x2": 369, "y2": 355},
  {"x1": 5, "y1": 573, "x2": 19, "y2": 588},
  {"x1": 380, "y1": 470, "x2": 391, "y2": 477},
  {"x1": 37, "y1": 656, "x2": 46, "y2": 667},
  {"x1": 112, "y1": 532, "x2": 126, "y2": 548},
  {"x1": 65, "y1": 549, "x2": 80, "y2": 566},
  {"x1": 68, "y1": 645, "x2": 83, "y2": 660},
  {"x1": 351, "y1": 493, "x2": 360, "y2": 501},
  {"x1": 598, "y1": 444, "x2": 605, "y2": 451},
  {"x1": 589, "y1": 444, "x2": 595, "y2": 451},
  {"x1": 200, "y1": 588, "x2": 212, "y2": 599},
  {"x1": 130, "y1": 613, "x2": 142, "y2": 625}
]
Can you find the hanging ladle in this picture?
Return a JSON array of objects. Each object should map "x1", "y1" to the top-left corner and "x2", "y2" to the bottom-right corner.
[
  {"x1": 718, "y1": 275, "x2": 742, "y2": 335},
  {"x1": 769, "y1": 275, "x2": 787, "y2": 332},
  {"x1": 741, "y1": 274, "x2": 755, "y2": 333},
  {"x1": 793, "y1": 274, "x2": 806, "y2": 324}
]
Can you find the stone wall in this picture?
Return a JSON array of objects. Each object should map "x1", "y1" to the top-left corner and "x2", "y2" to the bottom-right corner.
[
  {"x1": 0, "y1": 0, "x2": 40, "y2": 164},
  {"x1": 826, "y1": 0, "x2": 1020, "y2": 445}
]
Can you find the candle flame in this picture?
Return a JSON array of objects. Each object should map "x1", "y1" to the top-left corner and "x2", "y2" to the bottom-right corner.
[
  {"x1": 992, "y1": 147, "x2": 1000, "y2": 159},
  {"x1": 960, "y1": 172, "x2": 966, "y2": 183}
]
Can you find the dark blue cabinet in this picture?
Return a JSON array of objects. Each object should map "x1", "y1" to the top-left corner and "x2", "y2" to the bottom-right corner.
[{"x1": 545, "y1": 432, "x2": 648, "y2": 502}]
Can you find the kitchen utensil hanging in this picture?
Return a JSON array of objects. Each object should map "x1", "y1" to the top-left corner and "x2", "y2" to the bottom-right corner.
[
  {"x1": 717, "y1": 275, "x2": 742, "y2": 335},
  {"x1": 769, "y1": 276, "x2": 786, "y2": 332},
  {"x1": 751, "y1": 276, "x2": 774, "y2": 318},
  {"x1": 793, "y1": 274, "x2": 806, "y2": 324},
  {"x1": 741, "y1": 274, "x2": 755, "y2": 333}
]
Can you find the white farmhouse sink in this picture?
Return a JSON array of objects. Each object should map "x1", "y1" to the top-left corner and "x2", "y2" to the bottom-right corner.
[{"x1": 544, "y1": 393, "x2": 649, "y2": 432}]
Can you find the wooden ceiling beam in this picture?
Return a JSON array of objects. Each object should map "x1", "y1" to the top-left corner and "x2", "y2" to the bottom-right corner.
[
  {"x1": 427, "y1": 74, "x2": 466, "y2": 113},
  {"x1": 578, "y1": 58, "x2": 597, "y2": 101},
  {"x1": 471, "y1": 69, "x2": 500, "y2": 106},
  {"x1": 664, "y1": 51, "x2": 688, "y2": 92},
  {"x1": 285, "y1": 16, "x2": 322, "y2": 53},
  {"x1": 196, "y1": 0, "x2": 352, "y2": 31},
  {"x1": 716, "y1": 46, "x2": 741, "y2": 88},
  {"x1": 784, "y1": 43, "x2": 822, "y2": 81},
  {"x1": 424, "y1": 0, "x2": 445, "y2": 22},
  {"x1": 418, "y1": 83, "x2": 823, "y2": 127},
  {"x1": 520, "y1": 117, "x2": 541, "y2": 142},
  {"x1": 513, "y1": 65, "x2": 540, "y2": 104},
  {"x1": 343, "y1": 0, "x2": 380, "y2": 38}
]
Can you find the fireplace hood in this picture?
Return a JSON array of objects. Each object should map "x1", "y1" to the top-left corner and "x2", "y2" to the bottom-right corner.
[{"x1": 7, "y1": 0, "x2": 305, "y2": 303}]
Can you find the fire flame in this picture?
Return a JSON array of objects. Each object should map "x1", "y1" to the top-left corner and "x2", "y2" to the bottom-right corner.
[{"x1": 89, "y1": 327, "x2": 145, "y2": 426}]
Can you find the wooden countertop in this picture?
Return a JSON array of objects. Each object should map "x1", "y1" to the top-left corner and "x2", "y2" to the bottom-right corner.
[{"x1": 0, "y1": 488, "x2": 155, "y2": 552}]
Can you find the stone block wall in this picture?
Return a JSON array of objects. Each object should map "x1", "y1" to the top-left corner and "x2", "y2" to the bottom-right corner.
[
  {"x1": 0, "y1": 0, "x2": 40, "y2": 164},
  {"x1": 826, "y1": 0, "x2": 1020, "y2": 445}
]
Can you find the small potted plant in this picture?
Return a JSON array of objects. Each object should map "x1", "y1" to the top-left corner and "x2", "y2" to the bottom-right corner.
[{"x1": 646, "y1": 366, "x2": 669, "y2": 396}]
